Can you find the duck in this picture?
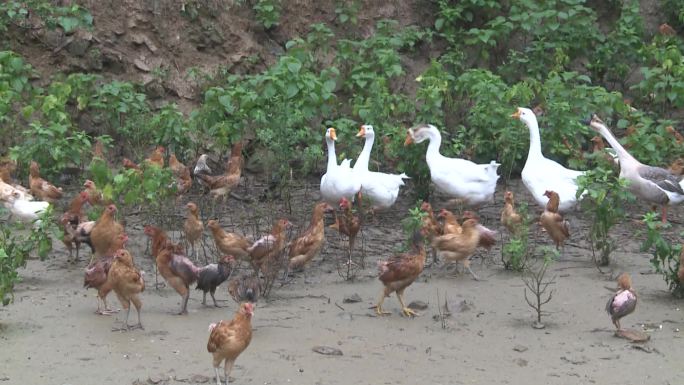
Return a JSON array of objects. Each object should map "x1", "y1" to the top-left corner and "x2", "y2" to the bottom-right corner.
[
  {"x1": 405, "y1": 124, "x2": 499, "y2": 206},
  {"x1": 353, "y1": 125, "x2": 409, "y2": 210},
  {"x1": 320, "y1": 127, "x2": 361, "y2": 205},
  {"x1": 606, "y1": 272, "x2": 637, "y2": 332},
  {"x1": 587, "y1": 114, "x2": 684, "y2": 222},
  {"x1": 511, "y1": 107, "x2": 586, "y2": 212}
]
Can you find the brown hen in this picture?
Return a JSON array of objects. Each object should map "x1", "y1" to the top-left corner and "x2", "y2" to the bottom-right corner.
[
  {"x1": 195, "y1": 141, "x2": 244, "y2": 204},
  {"x1": 287, "y1": 202, "x2": 331, "y2": 280},
  {"x1": 184, "y1": 202, "x2": 205, "y2": 260},
  {"x1": 29, "y1": 161, "x2": 63, "y2": 203},
  {"x1": 431, "y1": 218, "x2": 481, "y2": 280},
  {"x1": 540, "y1": 190, "x2": 570, "y2": 250},
  {"x1": 330, "y1": 197, "x2": 361, "y2": 265},
  {"x1": 376, "y1": 230, "x2": 426, "y2": 317},
  {"x1": 437, "y1": 208, "x2": 462, "y2": 235},
  {"x1": 169, "y1": 153, "x2": 193, "y2": 195},
  {"x1": 107, "y1": 249, "x2": 145, "y2": 331},
  {"x1": 83, "y1": 233, "x2": 129, "y2": 315},
  {"x1": 90, "y1": 204, "x2": 125, "y2": 259},
  {"x1": 207, "y1": 220, "x2": 251, "y2": 262},
  {"x1": 207, "y1": 302, "x2": 253, "y2": 385},
  {"x1": 501, "y1": 191, "x2": 523, "y2": 235},
  {"x1": 248, "y1": 218, "x2": 292, "y2": 276}
]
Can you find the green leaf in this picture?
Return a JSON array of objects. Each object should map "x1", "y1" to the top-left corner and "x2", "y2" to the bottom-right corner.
[
  {"x1": 286, "y1": 60, "x2": 302, "y2": 74},
  {"x1": 323, "y1": 79, "x2": 336, "y2": 93},
  {"x1": 218, "y1": 95, "x2": 234, "y2": 113},
  {"x1": 286, "y1": 83, "x2": 299, "y2": 98},
  {"x1": 58, "y1": 16, "x2": 81, "y2": 33}
]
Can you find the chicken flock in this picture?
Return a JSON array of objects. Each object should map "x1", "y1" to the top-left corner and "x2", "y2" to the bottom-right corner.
[{"x1": 2, "y1": 107, "x2": 683, "y2": 384}]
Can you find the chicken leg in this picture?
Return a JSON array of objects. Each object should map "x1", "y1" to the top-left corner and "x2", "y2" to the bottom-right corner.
[
  {"x1": 179, "y1": 289, "x2": 190, "y2": 315},
  {"x1": 463, "y1": 259, "x2": 480, "y2": 281},
  {"x1": 375, "y1": 287, "x2": 392, "y2": 316},
  {"x1": 112, "y1": 296, "x2": 144, "y2": 331},
  {"x1": 613, "y1": 318, "x2": 621, "y2": 331},
  {"x1": 202, "y1": 288, "x2": 220, "y2": 307},
  {"x1": 127, "y1": 295, "x2": 143, "y2": 330},
  {"x1": 224, "y1": 359, "x2": 235, "y2": 385},
  {"x1": 96, "y1": 295, "x2": 118, "y2": 315},
  {"x1": 396, "y1": 289, "x2": 418, "y2": 317}
]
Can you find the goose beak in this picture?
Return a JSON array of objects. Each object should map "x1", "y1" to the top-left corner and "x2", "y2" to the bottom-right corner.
[
  {"x1": 404, "y1": 132, "x2": 414, "y2": 146},
  {"x1": 329, "y1": 128, "x2": 337, "y2": 141},
  {"x1": 510, "y1": 109, "x2": 521, "y2": 119},
  {"x1": 356, "y1": 126, "x2": 366, "y2": 137}
]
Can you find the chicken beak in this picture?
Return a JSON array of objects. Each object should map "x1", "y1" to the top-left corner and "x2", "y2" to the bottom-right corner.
[
  {"x1": 356, "y1": 126, "x2": 366, "y2": 137},
  {"x1": 510, "y1": 109, "x2": 521, "y2": 119},
  {"x1": 329, "y1": 128, "x2": 337, "y2": 141},
  {"x1": 404, "y1": 132, "x2": 414, "y2": 146}
]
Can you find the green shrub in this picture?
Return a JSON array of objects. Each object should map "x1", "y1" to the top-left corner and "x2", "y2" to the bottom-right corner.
[
  {"x1": 0, "y1": 207, "x2": 58, "y2": 306},
  {"x1": 576, "y1": 165, "x2": 635, "y2": 266},
  {"x1": 641, "y1": 212, "x2": 684, "y2": 297}
]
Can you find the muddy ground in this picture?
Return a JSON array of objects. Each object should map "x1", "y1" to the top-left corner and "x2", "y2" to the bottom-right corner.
[{"x1": 1, "y1": 178, "x2": 683, "y2": 385}]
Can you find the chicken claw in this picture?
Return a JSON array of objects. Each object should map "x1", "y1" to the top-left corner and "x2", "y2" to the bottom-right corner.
[
  {"x1": 402, "y1": 307, "x2": 418, "y2": 317},
  {"x1": 375, "y1": 306, "x2": 391, "y2": 316}
]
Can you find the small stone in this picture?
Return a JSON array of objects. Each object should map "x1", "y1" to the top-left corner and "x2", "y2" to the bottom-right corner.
[
  {"x1": 336, "y1": 312, "x2": 353, "y2": 321},
  {"x1": 616, "y1": 329, "x2": 650, "y2": 343},
  {"x1": 343, "y1": 294, "x2": 362, "y2": 303},
  {"x1": 408, "y1": 300, "x2": 428, "y2": 311},
  {"x1": 312, "y1": 346, "x2": 343, "y2": 356},
  {"x1": 455, "y1": 299, "x2": 473, "y2": 312},
  {"x1": 134, "y1": 59, "x2": 151, "y2": 72},
  {"x1": 188, "y1": 374, "x2": 210, "y2": 383},
  {"x1": 561, "y1": 355, "x2": 588, "y2": 365},
  {"x1": 514, "y1": 358, "x2": 528, "y2": 367},
  {"x1": 513, "y1": 344, "x2": 528, "y2": 353}
]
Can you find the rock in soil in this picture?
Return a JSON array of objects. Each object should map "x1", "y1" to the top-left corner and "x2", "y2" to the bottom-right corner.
[
  {"x1": 408, "y1": 300, "x2": 428, "y2": 311},
  {"x1": 617, "y1": 329, "x2": 650, "y2": 343},
  {"x1": 312, "y1": 346, "x2": 343, "y2": 356},
  {"x1": 343, "y1": 293, "x2": 362, "y2": 303}
]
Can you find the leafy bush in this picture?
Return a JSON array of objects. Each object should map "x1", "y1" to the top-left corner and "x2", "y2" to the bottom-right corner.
[
  {"x1": 0, "y1": 207, "x2": 58, "y2": 306},
  {"x1": 632, "y1": 37, "x2": 684, "y2": 116},
  {"x1": 0, "y1": 51, "x2": 37, "y2": 149},
  {"x1": 576, "y1": 165, "x2": 635, "y2": 266},
  {"x1": 252, "y1": 0, "x2": 281, "y2": 29},
  {"x1": 502, "y1": 202, "x2": 531, "y2": 271},
  {"x1": 0, "y1": 1, "x2": 92, "y2": 33},
  {"x1": 641, "y1": 212, "x2": 684, "y2": 297},
  {"x1": 587, "y1": 0, "x2": 644, "y2": 88},
  {"x1": 9, "y1": 78, "x2": 93, "y2": 175},
  {"x1": 90, "y1": 161, "x2": 176, "y2": 223}
]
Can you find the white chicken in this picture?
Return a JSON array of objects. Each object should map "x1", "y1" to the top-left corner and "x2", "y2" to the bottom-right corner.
[{"x1": 4, "y1": 191, "x2": 50, "y2": 225}]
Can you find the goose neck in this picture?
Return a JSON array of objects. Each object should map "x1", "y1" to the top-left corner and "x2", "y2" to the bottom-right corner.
[
  {"x1": 326, "y1": 137, "x2": 337, "y2": 170},
  {"x1": 595, "y1": 124, "x2": 638, "y2": 166},
  {"x1": 525, "y1": 118, "x2": 544, "y2": 159},
  {"x1": 424, "y1": 128, "x2": 443, "y2": 161},
  {"x1": 354, "y1": 135, "x2": 374, "y2": 173}
]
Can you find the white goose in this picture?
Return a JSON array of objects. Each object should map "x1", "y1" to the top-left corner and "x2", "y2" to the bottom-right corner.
[
  {"x1": 511, "y1": 107, "x2": 586, "y2": 212},
  {"x1": 588, "y1": 114, "x2": 684, "y2": 222},
  {"x1": 320, "y1": 127, "x2": 361, "y2": 204},
  {"x1": 353, "y1": 125, "x2": 409, "y2": 210},
  {"x1": 405, "y1": 124, "x2": 499, "y2": 206}
]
